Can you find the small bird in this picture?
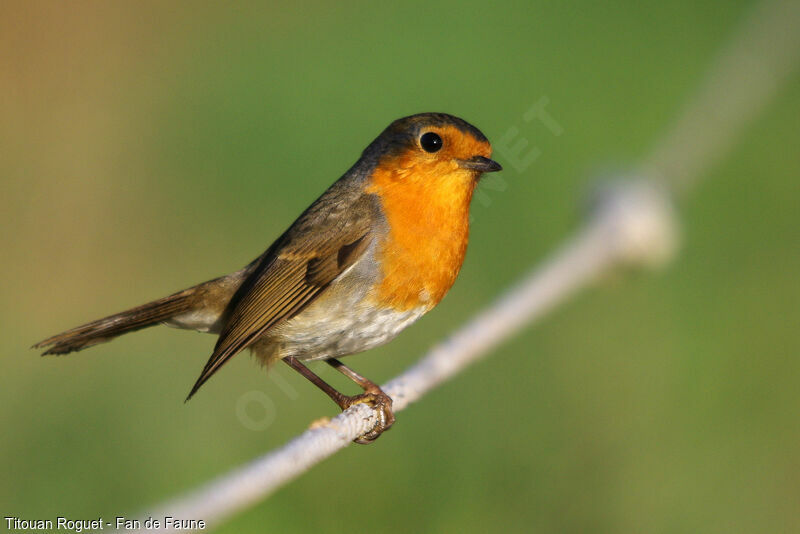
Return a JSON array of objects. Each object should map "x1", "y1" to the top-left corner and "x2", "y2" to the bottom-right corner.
[{"x1": 34, "y1": 113, "x2": 502, "y2": 443}]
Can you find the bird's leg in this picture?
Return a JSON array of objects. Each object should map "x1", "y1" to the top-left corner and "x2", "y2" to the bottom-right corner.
[
  {"x1": 282, "y1": 356, "x2": 394, "y2": 444},
  {"x1": 325, "y1": 358, "x2": 395, "y2": 443},
  {"x1": 283, "y1": 356, "x2": 349, "y2": 407}
]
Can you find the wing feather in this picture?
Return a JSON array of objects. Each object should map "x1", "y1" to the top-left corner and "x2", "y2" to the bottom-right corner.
[{"x1": 185, "y1": 191, "x2": 377, "y2": 399}]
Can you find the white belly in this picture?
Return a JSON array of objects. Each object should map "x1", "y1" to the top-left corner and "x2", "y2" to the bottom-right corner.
[{"x1": 273, "y1": 298, "x2": 427, "y2": 361}]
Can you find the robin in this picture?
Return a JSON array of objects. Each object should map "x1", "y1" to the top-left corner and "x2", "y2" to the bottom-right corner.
[{"x1": 33, "y1": 112, "x2": 502, "y2": 443}]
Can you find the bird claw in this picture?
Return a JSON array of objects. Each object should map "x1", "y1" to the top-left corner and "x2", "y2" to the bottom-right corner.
[{"x1": 342, "y1": 390, "x2": 395, "y2": 444}]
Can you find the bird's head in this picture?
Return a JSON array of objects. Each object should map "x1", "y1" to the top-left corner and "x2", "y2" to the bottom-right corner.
[{"x1": 362, "y1": 113, "x2": 502, "y2": 186}]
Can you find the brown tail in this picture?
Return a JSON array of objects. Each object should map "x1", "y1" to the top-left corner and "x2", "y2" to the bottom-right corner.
[{"x1": 33, "y1": 287, "x2": 199, "y2": 355}]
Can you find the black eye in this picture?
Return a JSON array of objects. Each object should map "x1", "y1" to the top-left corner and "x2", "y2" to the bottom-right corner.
[{"x1": 420, "y1": 132, "x2": 443, "y2": 153}]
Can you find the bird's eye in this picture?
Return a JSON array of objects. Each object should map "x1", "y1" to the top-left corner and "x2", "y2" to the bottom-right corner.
[{"x1": 419, "y1": 132, "x2": 443, "y2": 153}]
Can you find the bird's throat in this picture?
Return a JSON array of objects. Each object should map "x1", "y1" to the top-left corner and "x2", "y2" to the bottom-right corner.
[{"x1": 366, "y1": 164, "x2": 476, "y2": 311}]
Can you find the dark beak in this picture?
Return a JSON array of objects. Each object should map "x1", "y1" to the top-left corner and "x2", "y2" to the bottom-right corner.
[{"x1": 458, "y1": 155, "x2": 503, "y2": 173}]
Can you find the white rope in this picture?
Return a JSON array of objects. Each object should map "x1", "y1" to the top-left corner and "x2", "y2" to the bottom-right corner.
[
  {"x1": 124, "y1": 0, "x2": 800, "y2": 530},
  {"x1": 641, "y1": 0, "x2": 800, "y2": 193}
]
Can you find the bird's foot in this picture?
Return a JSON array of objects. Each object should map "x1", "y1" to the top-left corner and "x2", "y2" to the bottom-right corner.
[
  {"x1": 282, "y1": 356, "x2": 395, "y2": 444},
  {"x1": 340, "y1": 388, "x2": 395, "y2": 444}
]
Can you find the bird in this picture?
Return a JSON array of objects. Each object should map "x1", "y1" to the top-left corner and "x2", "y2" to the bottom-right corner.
[{"x1": 33, "y1": 112, "x2": 502, "y2": 443}]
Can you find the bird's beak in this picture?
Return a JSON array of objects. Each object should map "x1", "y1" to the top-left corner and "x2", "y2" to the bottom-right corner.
[{"x1": 458, "y1": 155, "x2": 503, "y2": 173}]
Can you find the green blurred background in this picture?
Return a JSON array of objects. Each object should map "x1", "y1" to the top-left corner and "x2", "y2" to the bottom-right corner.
[{"x1": 2, "y1": 1, "x2": 799, "y2": 532}]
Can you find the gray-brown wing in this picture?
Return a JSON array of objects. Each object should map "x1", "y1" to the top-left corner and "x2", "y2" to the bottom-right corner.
[{"x1": 186, "y1": 192, "x2": 376, "y2": 399}]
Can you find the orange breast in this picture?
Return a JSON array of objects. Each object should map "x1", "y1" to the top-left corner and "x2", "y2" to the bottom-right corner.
[{"x1": 366, "y1": 156, "x2": 477, "y2": 311}]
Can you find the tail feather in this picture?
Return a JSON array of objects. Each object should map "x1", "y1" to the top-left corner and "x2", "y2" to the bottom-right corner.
[{"x1": 33, "y1": 288, "x2": 198, "y2": 355}]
